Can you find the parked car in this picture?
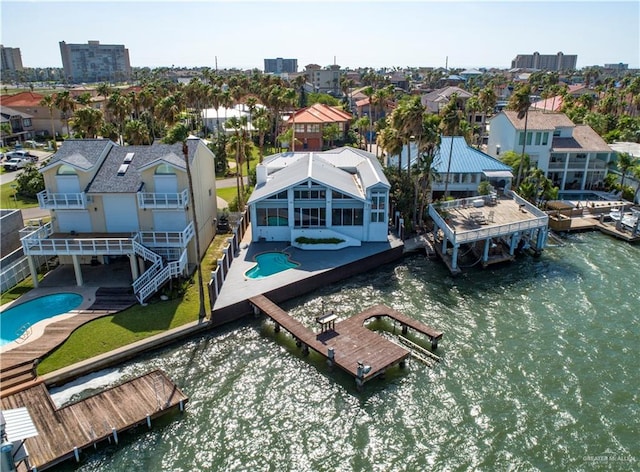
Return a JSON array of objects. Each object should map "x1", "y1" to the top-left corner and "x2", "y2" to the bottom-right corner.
[
  {"x1": 3, "y1": 158, "x2": 29, "y2": 171},
  {"x1": 5, "y1": 150, "x2": 37, "y2": 163},
  {"x1": 24, "y1": 140, "x2": 44, "y2": 148}
]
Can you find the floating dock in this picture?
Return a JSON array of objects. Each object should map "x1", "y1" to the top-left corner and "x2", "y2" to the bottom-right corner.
[
  {"x1": 249, "y1": 295, "x2": 443, "y2": 391},
  {"x1": 1, "y1": 369, "x2": 188, "y2": 471}
]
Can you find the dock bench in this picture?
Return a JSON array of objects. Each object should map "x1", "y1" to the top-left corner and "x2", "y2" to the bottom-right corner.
[{"x1": 316, "y1": 312, "x2": 337, "y2": 332}]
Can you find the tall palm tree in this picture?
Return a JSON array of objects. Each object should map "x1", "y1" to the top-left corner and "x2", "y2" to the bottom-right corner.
[
  {"x1": 225, "y1": 116, "x2": 253, "y2": 208},
  {"x1": 54, "y1": 90, "x2": 76, "y2": 137},
  {"x1": 616, "y1": 152, "x2": 638, "y2": 189},
  {"x1": 508, "y1": 83, "x2": 532, "y2": 188},
  {"x1": 439, "y1": 93, "x2": 464, "y2": 198},
  {"x1": 39, "y1": 94, "x2": 58, "y2": 150},
  {"x1": 414, "y1": 114, "x2": 441, "y2": 225},
  {"x1": 253, "y1": 107, "x2": 270, "y2": 162}
]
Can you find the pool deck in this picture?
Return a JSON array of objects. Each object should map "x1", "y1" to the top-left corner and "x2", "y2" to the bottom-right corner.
[{"x1": 211, "y1": 228, "x2": 405, "y2": 323}]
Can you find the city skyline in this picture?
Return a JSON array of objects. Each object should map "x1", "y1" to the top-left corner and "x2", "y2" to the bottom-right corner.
[{"x1": 2, "y1": 1, "x2": 639, "y2": 71}]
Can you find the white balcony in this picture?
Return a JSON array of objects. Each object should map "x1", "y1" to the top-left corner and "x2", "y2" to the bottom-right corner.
[
  {"x1": 38, "y1": 190, "x2": 87, "y2": 209},
  {"x1": 138, "y1": 222, "x2": 195, "y2": 248},
  {"x1": 137, "y1": 189, "x2": 189, "y2": 209}
]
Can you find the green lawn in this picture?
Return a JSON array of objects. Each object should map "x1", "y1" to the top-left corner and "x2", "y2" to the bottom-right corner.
[
  {"x1": 31, "y1": 234, "x2": 231, "y2": 375},
  {"x1": 216, "y1": 186, "x2": 237, "y2": 204},
  {"x1": 0, "y1": 180, "x2": 40, "y2": 210}
]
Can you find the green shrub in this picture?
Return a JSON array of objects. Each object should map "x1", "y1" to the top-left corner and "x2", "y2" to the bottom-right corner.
[{"x1": 295, "y1": 237, "x2": 345, "y2": 245}]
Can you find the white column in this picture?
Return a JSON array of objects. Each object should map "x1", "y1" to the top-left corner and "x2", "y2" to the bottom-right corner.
[
  {"x1": 72, "y1": 254, "x2": 83, "y2": 286},
  {"x1": 129, "y1": 254, "x2": 139, "y2": 280},
  {"x1": 27, "y1": 255, "x2": 39, "y2": 288}
]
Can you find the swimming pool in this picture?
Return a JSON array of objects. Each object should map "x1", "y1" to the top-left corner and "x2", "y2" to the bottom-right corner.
[
  {"x1": 245, "y1": 252, "x2": 299, "y2": 279},
  {"x1": 0, "y1": 293, "x2": 83, "y2": 347},
  {"x1": 558, "y1": 191, "x2": 609, "y2": 201}
]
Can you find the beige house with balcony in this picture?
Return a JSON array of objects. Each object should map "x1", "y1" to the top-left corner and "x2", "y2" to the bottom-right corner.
[
  {"x1": 23, "y1": 137, "x2": 217, "y2": 303},
  {"x1": 487, "y1": 110, "x2": 615, "y2": 191}
]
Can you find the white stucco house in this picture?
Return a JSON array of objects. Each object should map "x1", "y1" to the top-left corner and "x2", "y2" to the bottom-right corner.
[
  {"x1": 247, "y1": 147, "x2": 390, "y2": 246},
  {"x1": 22, "y1": 137, "x2": 218, "y2": 303},
  {"x1": 487, "y1": 110, "x2": 616, "y2": 191}
]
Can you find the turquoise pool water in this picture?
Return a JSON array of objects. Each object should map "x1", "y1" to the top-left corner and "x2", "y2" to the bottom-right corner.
[
  {"x1": 0, "y1": 293, "x2": 83, "y2": 347},
  {"x1": 245, "y1": 252, "x2": 298, "y2": 279}
]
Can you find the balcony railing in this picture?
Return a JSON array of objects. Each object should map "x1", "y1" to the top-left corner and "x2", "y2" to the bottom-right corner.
[
  {"x1": 37, "y1": 190, "x2": 87, "y2": 209},
  {"x1": 138, "y1": 222, "x2": 195, "y2": 248},
  {"x1": 137, "y1": 189, "x2": 189, "y2": 209}
]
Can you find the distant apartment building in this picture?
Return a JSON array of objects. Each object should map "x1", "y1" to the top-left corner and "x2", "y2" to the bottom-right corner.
[
  {"x1": 264, "y1": 58, "x2": 298, "y2": 74},
  {"x1": 59, "y1": 40, "x2": 132, "y2": 84},
  {"x1": 511, "y1": 51, "x2": 577, "y2": 71},
  {"x1": 1, "y1": 45, "x2": 24, "y2": 72},
  {"x1": 304, "y1": 64, "x2": 343, "y2": 94},
  {"x1": 604, "y1": 63, "x2": 628, "y2": 71}
]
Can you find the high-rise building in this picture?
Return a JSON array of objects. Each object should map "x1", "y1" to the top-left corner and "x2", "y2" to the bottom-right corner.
[
  {"x1": 264, "y1": 58, "x2": 298, "y2": 74},
  {"x1": 59, "y1": 40, "x2": 131, "y2": 83},
  {"x1": 1, "y1": 45, "x2": 24, "y2": 72},
  {"x1": 511, "y1": 51, "x2": 577, "y2": 71}
]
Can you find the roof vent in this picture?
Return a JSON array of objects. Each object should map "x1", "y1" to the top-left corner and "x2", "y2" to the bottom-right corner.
[
  {"x1": 117, "y1": 164, "x2": 129, "y2": 176},
  {"x1": 124, "y1": 152, "x2": 135, "y2": 163}
]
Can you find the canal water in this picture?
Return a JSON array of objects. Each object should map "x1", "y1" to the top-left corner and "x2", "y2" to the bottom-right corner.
[{"x1": 52, "y1": 232, "x2": 639, "y2": 471}]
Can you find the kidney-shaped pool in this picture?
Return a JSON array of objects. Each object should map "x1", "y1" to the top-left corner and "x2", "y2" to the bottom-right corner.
[{"x1": 0, "y1": 293, "x2": 83, "y2": 347}]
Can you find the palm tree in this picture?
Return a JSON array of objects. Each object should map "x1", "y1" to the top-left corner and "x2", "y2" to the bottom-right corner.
[
  {"x1": 508, "y1": 83, "x2": 532, "y2": 188},
  {"x1": 253, "y1": 107, "x2": 270, "y2": 162},
  {"x1": 439, "y1": 93, "x2": 464, "y2": 198},
  {"x1": 616, "y1": 152, "x2": 638, "y2": 188},
  {"x1": 124, "y1": 119, "x2": 151, "y2": 145},
  {"x1": 54, "y1": 90, "x2": 76, "y2": 137},
  {"x1": 414, "y1": 114, "x2": 441, "y2": 225},
  {"x1": 70, "y1": 107, "x2": 104, "y2": 138},
  {"x1": 377, "y1": 123, "x2": 403, "y2": 168},
  {"x1": 39, "y1": 94, "x2": 58, "y2": 150},
  {"x1": 225, "y1": 116, "x2": 253, "y2": 208}
]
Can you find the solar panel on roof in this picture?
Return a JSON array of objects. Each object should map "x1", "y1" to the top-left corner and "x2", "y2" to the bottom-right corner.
[{"x1": 124, "y1": 152, "x2": 135, "y2": 163}]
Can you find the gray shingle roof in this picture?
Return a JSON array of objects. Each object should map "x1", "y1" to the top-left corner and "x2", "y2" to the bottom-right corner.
[
  {"x1": 41, "y1": 139, "x2": 114, "y2": 172},
  {"x1": 87, "y1": 142, "x2": 189, "y2": 193},
  {"x1": 551, "y1": 125, "x2": 612, "y2": 152}
]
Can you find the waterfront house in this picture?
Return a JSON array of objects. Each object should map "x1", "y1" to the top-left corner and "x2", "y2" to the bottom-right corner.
[
  {"x1": 247, "y1": 147, "x2": 390, "y2": 246},
  {"x1": 387, "y1": 136, "x2": 514, "y2": 198},
  {"x1": 22, "y1": 137, "x2": 217, "y2": 303},
  {"x1": 284, "y1": 104, "x2": 352, "y2": 151},
  {"x1": 487, "y1": 110, "x2": 615, "y2": 190}
]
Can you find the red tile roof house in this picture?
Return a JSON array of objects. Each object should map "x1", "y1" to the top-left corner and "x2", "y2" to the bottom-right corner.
[
  {"x1": 1, "y1": 91, "x2": 66, "y2": 137},
  {"x1": 285, "y1": 104, "x2": 352, "y2": 151}
]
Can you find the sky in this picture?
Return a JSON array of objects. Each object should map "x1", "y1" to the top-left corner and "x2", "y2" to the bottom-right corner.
[{"x1": 2, "y1": 1, "x2": 639, "y2": 71}]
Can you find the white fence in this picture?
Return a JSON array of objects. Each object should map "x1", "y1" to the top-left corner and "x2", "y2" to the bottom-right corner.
[{"x1": 0, "y1": 254, "x2": 52, "y2": 292}]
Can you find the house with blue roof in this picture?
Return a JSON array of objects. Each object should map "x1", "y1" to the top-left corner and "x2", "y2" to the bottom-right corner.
[
  {"x1": 247, "y1": 147, "x2": 390, "y2": 246},
  {"x1": 386, "y1": 136, "x2": 513, "y2": 197}
]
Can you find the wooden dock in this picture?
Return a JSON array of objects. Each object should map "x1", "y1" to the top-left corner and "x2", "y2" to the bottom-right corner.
[
  {"x1": 1, "y1": 369, "x2": 188, "y2": 471},
  {"x1": 249, "y1": 295, "x2": 443, "y2": 390}
]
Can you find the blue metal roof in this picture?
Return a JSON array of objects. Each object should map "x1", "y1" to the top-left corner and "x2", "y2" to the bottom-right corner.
[{"x1": 434, "y1": 137, "x2": 513, "y2": 174}]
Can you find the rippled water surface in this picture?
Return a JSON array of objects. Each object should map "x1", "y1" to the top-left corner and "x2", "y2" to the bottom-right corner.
[{"x1": 52, "y1": 233, "x2": 639, "y2": 471}]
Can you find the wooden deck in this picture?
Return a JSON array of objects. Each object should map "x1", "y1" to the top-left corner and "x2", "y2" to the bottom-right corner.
[
  {"x1": 249, "y1": 295, "x2": 443, "y2": 390},
  {"x1": 1, "y1": 288, "x2": 137, "y2": 392},
  {"x1": 1, "y1": 369, "x2": 188, "y2": 471}
]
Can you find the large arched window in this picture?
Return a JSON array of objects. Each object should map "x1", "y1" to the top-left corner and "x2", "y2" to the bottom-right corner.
[
  {"x1": 57, "y1": 164, "x2": 77, "y2": 175},
  {"x1": 155, "y1": 164, "x2": 175, "y2": 175}
]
